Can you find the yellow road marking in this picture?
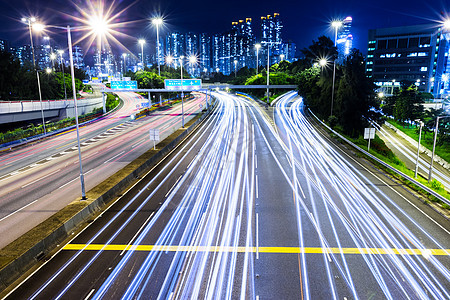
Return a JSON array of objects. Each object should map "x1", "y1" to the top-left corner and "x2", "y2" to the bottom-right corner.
[{"x1": 62, "y1": 244, "x2": 450, "y2": 256}]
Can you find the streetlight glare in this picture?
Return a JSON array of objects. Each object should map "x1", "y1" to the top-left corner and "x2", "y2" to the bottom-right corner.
[
  {"x1": 152, "y1": 17, "x2": 163, "y2": 26},
  {"x1": 50, "y1": 53, "x2": 57, "y2": 60},
  {"x1": 189, "y1": 55, "x2": 197, "y2": 64},
  {"x1": 46, "y1": 68, "x2": 52, "y2": 74},
  {"x1": 166, "y1": 55, "x2": 174, "y2": 64},
  {"x1": 319, "y1": 58, "x2": 327, "y2": 67},
  {"x1": 331, "y1": 21, "x2": 342, "y2": 28},
  {"x1": 138, "y1": 39, "x2": 146, "y2": 45},
  {"x1": 255, "y1": 43, "x2": 261, "y2": 49},
  {"x1": 89, "y1": 16, "x2": 109, "y2": 35},
  {"x1": 444, "y1": 19, "x2": 450, "y2": 30},
  {"x1": 32, "y1": 23, "x2": 45, "y2": 32}
]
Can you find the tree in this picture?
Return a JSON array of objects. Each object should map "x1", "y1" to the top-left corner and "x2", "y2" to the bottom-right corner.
[
  {"x1": 334, "y1": 49, "x2": 377, "y2": 136},
  {"x1": 383, "y1": 84, "x2": 425, "y2": 125},
  {"x1": 301, "y1": 36, "x2": 337, "y2": 67}
]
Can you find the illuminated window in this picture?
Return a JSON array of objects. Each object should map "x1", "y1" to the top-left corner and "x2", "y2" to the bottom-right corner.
[
  {"x1": 420, "y1": 67, "x2": 428, "y2": 71},
  {"x1": 407, "y1": 52, "x2": 417, "y2": 57},
  {"x1": 418, "y1": 52, "x2": 427, "y2": 57}
]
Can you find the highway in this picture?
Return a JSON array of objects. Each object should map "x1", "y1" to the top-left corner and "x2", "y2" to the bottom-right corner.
[
  {"x1": 4, "y1": 92, "x2": 450, "y2": 299},
  {"x1": 0, "y1": 92, "x2": 205, "y2": 248}
]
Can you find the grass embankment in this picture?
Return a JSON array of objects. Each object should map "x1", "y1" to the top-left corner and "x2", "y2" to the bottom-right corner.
[
  {"x1": 348, "y1": 133, "x2": 450, "y2": 207},
  {"x1": 387, "y1": 119, "x2": 450, "y2": 163}
]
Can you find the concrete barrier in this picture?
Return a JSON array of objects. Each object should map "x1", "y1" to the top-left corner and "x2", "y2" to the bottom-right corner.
[{"x1": 0, "y1": 102, "x2": 213, "y2": 293}]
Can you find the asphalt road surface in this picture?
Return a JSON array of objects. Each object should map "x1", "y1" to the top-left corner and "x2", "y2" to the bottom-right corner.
[
  {"x1": 0, "y1": 92, "x2": 205, "y2": 248},
  {"x1": 4, "y1": 91, "x2": 449, "y2": 299}
]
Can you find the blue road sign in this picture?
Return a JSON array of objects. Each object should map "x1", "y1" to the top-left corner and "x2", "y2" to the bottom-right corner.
[
  {"x1": 111, "y1": 81, "x2": 138, "y2": 90},
  {"x1": 164, "y1": 79, "x2": 202, "y2": 91}
]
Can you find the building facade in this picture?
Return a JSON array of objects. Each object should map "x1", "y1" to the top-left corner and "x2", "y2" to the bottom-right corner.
[
  {"x1": 337, "y1": 16, "x2": 353, "y2": 63},
  {"x1": 366, "y1": 24, "x2": 449, "y2": 97}
]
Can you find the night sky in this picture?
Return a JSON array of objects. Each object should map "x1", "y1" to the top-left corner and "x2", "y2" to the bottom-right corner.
[{"x1": 0, "y1": 0, "x2": 449, "y2": 57}]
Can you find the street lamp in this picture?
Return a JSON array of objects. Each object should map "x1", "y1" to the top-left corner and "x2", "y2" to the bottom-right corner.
[
  {"x1": 138, "y1": 39, "x2": 145, "y2": 69},
  {"x1": 234, "y1": 59, "x2": 238, "y2": 77},
  {"x1": 180, "y1": 55, "x2": 185, "y2": 128},
  {"x1": 428, "y1": 115, "x2": 450, "y2": 182},
  {"x1": 152, "y1": 17, "x2": 163, "y2": 76},
  {"x1": 57, "y1": 50, "x2": 68, "y2": 101},
  {"x1": 280, "y1": 54, "x2": 285, "y2": 62},
  {"x1": 22, "y1": 17, "x2": 47, "y2": 135},
  {"x1": 330, "y1": 20, "x2": 342, "y2": 117},
  {"x1": 319, "y1": 58, "x2": 327, "y2": 67},
  {"x1": 414, "y1": 120, "x2": 424, "y2": 178}
]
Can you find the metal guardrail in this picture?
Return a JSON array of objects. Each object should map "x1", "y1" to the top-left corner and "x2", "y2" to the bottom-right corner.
[{"x1": 308, "y1": 109, "x2": 450, "y2": 206}]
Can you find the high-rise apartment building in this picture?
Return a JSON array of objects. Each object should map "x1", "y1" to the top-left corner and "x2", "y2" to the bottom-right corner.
[
  {"x1": 366, "y1": 24, "x2": 449, "y2": 97},
  {"x1": 337, "y1": 16, "x2": 353, "y2": 63},
  {"x1": 260, "y1": 13, "x2": 283, "y2": 65}
]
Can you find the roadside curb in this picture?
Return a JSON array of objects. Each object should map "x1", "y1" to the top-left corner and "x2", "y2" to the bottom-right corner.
[{"x1": 0, "y1": 100, "x2": 214, "y2": 293}]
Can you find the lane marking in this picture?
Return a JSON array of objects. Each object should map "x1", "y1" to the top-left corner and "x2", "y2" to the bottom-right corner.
[
  {"x1": 256, "y1": 213, "x2": 259, "y2": 259},
  {"x1": 255, "y1": 174, "x2": 259, "y2": 199},
  {"x1": 62, "y1": 244, "x2": 450, "y2": 255},
  {"x1": 120, "y1": 211, "x2": 155, "y2": 256},
  {"x1": 84, "y1": 289, "x2": 95, "y2": 300},
  {"x1": 103, "y1": 151, "x2": 125, "y2": 164},
  {"x1": 165, "y1": 175, "x2": 183, "y2": 197},
  {"x1": 21, "y1": 169, "x2": 61, "y2": 188},
  {"x1": 0, "y1": 199, "x2": 39, "y2": 222}
]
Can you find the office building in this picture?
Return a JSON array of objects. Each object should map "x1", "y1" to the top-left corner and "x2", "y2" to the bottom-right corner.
[
  {"x1": 366, "y1": 24, "x2": 449, "y2": 97},
  {"x1": 337, "y1": 16, "x2": 353, "y2": 63}
]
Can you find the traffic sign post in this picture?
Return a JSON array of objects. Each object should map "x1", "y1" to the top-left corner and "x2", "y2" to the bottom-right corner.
[
  {"x1": 364, "y1": 127, "x2": 376, "y2": 152},
  {"x1": 149, "y1": 128, "x2": 160, "y2": 150}
]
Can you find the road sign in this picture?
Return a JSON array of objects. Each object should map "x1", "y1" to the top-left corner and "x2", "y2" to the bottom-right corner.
[
  {"x1": 164, "y1": 79, "x2": 202, "y2": 91},
  {"x1": 111, "y1": 80, "x2": 138, "y2": 90},
  {"x1": 149, "y1": 128, "x2": 160, "y2": 150},
  {"x1": 364, "y1": 128, "x2": 375, "y2": 139}
]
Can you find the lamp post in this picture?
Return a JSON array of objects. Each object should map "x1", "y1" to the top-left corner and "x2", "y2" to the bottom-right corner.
[
  {"x1": 189, "y1": 55, "x2": 197, "y2": 77},
  {"x1": 22, "y1": 17, "x2": 46, "y2": 135},
  {"x1": 138, "y1": 39, "x2": 145, "y2": 69},
  {"x1": 234, "y1": 59, "x2": 238, "y2": 77},
  {"x1": 152, "y1": 17, "x2": 163, "y2": 76},
  {"x1": 255, "y1": 43, "x2": 261, "y2": 74},
  {"x1": 58, "y1": 50, "x2": 68, "y2": 101},
  {"x1": 414, "y1": 120, "x2": 424, "y2": 178},
  {"x1": 428, "y1": 115, "x2": 450, "y2": 182},
  {"x1": 180, "y1": 55, "x2": 185, "y2": 128},
  {"x1": 280, "y1": 54, "x2": 285, "y2": 62},
  {"x1": 330, "y1": 20, "x2": 342, "y2": 117}
]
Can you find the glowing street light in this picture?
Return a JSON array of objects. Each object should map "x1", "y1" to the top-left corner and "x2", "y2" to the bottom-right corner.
[
  {"x1": 444, "y1": 19, "x2": 450, "y2": 30},
  {"x1": 234, "y1": 59, "x2": 238, "y2": 77},
  {"x1": 22, "y1": 17, "x2": 46, "y2": 135},
  {"x1": 280, "y1": 54, "x2": 285, "y2": 62},
  {"x1": 165, "y1": 55, "x2": 174, "y2": 65},
  {"x1": 255, "y1": 43, "x2": 261, "y2": 74},
  {"x1": 330, "y1": 20, "x2": 342, "y2": 117},
  {"x1": 152, "y1": 17, "x2": 163, "y2": 76},
  {"x1": 319, "y1": 58, "x2": 328, "y2": 67}
]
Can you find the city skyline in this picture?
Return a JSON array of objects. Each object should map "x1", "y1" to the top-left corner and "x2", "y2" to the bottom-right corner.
[{"x1": 0, "y1": 0, "x2": 449, "y2": 56}]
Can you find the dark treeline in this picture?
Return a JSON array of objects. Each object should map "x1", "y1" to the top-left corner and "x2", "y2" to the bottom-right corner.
[{"x1": 0, "y1": 49, "x2": 85, "y2": 101}]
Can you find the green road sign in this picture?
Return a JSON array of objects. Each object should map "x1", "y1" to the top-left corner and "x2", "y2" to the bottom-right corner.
[
  {"x1": 164, "y1": 79, "x2": 202, "y2": 91},
  {"x1": 111, "y1": 81, "x2": 138, "y2": 90}
]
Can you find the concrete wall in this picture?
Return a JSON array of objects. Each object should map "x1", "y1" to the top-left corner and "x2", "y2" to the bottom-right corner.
[{"x1": 0, "y1": 98, "x2": 103, "y2": 124}]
